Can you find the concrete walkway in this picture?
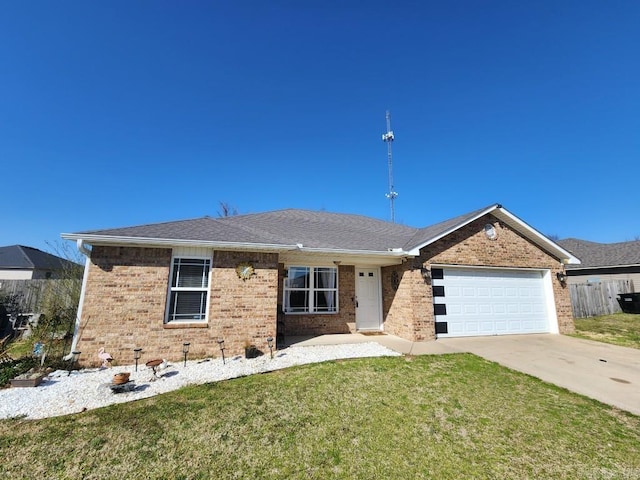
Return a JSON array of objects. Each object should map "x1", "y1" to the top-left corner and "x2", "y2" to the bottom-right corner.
[{"x1": 287, "y1": 333, "x2": 640, "y2": 416}]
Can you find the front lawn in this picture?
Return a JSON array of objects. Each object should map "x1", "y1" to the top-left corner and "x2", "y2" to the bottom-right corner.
[
  {"x1": 573, "y1": 313, "x2": 640, "y2": 349},
  {"x1": 1, "y1": 354, "x2": 639, "y2": 479}
]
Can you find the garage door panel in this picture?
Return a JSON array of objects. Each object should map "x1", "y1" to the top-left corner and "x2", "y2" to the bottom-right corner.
[
  {"x1": 480, "y1": 320, "x2": 493, "y2": 330},
  {"x1": 434, "y1": 268, "x2": 550, "y2": 338},
  {"x1": 448, "y1": 304, "x2": 462, "y2": 315},
  {"x1": 478, "y1": 304, "x2": 491, "y2": 314},
  {"x1": 463, "y1": 287, "x2": 475, "y2": 297},
  {"x1": 464, "y1": 305, "x2": 477, "y2": 314}
]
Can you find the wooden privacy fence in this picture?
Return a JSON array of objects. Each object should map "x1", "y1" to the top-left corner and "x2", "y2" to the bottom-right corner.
[
  {"x1": 0, "y1": 279, "x2": 81, "y2": 313},
  {"x1": 569, "y1": 279, "x2": 635, "y2": 318}
]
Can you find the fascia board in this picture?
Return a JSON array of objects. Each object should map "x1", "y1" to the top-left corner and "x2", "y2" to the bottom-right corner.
[
  {"x1": 404, "y1": 205, "x2": 581, "y2": 265},
  {"x1": 296, "y1": 246, "x2": 408, "y2": 258},
  {"x1": 60, "y1": 233, "x2": 299, "y2": 252},
  {"x1": 567, "y1": 263, "x2": 640, "y2": 270},
  {"x1": 407, "y1": 204, "x2": 500, "y2": 253},
  {"x1": 60, "y1": 234, "x2": 411, "y2": 258},
  {"x1": 492, "y1": 208, "x2": 581, "y2": 265}
]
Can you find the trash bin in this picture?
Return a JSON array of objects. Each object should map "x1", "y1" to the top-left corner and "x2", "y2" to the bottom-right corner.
[{"x1": 617, "y1": 293, "x2": 640, "y2": 314}]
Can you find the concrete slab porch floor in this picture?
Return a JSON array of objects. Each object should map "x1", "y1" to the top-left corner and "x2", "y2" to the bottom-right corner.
[
  {"x1": 285, "y1": 333, "x2": 457, "y2": 355},
  {"x1": 286, "y1": 333, "x2": 640, "y2": 416}
]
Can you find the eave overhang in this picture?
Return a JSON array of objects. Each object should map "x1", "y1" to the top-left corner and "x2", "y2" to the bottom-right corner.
[
  {"x1": 60, "y1": 233, "x2": 412, "y2": 266},
  {"x1": 567, "y1": 263, "x2": 640, "y2": 271}
]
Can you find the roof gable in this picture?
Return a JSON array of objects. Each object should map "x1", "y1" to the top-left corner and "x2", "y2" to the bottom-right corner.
[
  {"x1": 403, "y1": 205, "x2": 498, "y2": 252},
  {"x1": 402, "y1": 205, "x2": 580, "y2": 264}
]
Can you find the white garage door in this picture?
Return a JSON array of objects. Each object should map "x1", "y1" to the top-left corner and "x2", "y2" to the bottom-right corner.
[{"x1": 432, "y1": 267, "x2": 550, "y2": 338}]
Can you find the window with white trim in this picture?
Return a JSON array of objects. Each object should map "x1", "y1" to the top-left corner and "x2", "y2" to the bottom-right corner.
[
  {"x1": 166, "y1": 257, "x2": 211, "y2": 322},
  {"x1": 284, "y1": 266, "x2": 338, "y2": 313}
]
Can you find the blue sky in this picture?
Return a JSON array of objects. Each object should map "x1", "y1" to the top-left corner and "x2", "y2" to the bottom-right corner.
[{"x1": 2, "y1": 1, "x2": 639, "y2": 254}]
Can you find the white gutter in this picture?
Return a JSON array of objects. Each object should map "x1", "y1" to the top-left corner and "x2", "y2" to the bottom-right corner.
[
  {"x1": 295, "y1": 246, "x2": 410, "y2": 258},
  {"x1": 63, "y1": 243, "x2": 91, "y2": 360},
  {"x1": 567, "y1": 263, "x2": 640, "y2": 270},
  {"x1": 60, "y1": 233, "x2": 300, "y2": 253},
  {"x1": 76, "y1": 238, "x2": 91, "y2": 257},
  {"x1": 60, "y1": 234, "x2": 413, "y2": 259}
]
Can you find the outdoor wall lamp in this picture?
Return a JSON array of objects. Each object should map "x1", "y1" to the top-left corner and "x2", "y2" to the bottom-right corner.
[
  {"x1": 133, "y1": 348, "x2": 142, "y2": 372},
  {"x1": 217, "y1": 338, "x2": 226, "y2": 364},
  {"x1": 267, "y1": 336, "x2": 274, "y2": 359},
  {"x1": 421, "y1": 267, "x2": 430, "y2": 280},
  {"x1": 69, "y1": 351, "x2": 81, "y2": 375},
  {"x1": 556, "y1": 272, "x2": 567, "y2": 286},
  {"x1": 182, "y1": 342, "x2": 190, "y2": 367}
]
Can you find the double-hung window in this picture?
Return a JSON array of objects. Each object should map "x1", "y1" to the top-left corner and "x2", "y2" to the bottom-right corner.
[
  {"x1": 166, "y1": 257, "x2": 211, "y2": 323},
  {"x1": 284, "y1": 266, "x2": 338, "y2": 313}
]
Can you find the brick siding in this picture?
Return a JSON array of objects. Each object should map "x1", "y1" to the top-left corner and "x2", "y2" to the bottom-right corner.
[
  {"x1": 382, "y1": 214, "x2": 574, "y2": 341},
  {"x1": 76, "y1": 246, "x2": 278, "y2": 367}
]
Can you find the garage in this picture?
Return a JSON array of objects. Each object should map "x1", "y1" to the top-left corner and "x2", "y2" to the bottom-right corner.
[{"x1": 432, "y1": 267, "x2": 553, "y2": 338}]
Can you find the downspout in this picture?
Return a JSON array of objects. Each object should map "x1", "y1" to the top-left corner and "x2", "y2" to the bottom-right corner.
[{"x1": 63, "y1": 239, "x2": 91, "y2": 360}]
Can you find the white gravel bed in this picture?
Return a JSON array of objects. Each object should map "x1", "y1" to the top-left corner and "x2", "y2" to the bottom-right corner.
[{"x1": 0, "y1": 342, "x2": 399, "y2": 420}]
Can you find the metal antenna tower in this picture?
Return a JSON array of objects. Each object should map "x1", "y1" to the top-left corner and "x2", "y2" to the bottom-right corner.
[{"x1": 382, "y1": 110, "x2": 398, "y2": 222}]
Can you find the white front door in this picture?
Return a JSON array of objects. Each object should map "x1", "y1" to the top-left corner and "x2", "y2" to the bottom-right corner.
[{"x1": 355, "y1": 267, "x2": 382, "y2": 331}]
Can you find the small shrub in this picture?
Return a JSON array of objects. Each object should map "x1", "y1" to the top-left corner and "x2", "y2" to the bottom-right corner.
[{"x1": 0, "y1": 357, "x2": 39, "y2": 387}]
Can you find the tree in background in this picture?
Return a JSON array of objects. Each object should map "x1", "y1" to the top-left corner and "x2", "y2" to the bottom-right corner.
[
  {"x1": 35, "y1": 241, "x2": 84, "y2": 357},
  {"x1": 217, "y1": 201, "x2": 239, "y2": 217}
]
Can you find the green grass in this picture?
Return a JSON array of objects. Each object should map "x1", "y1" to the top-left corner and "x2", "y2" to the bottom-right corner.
[
  {"x1": 572, "y1": 313, "x2": 640, "y2": 349},
  {"x1": 1, "y1": 354, "x2": 639, "y2": 479},
  {"x1": 4, "y1": 338, "x2": 34, "y2": 359}
]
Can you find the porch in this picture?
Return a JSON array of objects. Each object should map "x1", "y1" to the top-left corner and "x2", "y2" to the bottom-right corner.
[{"x1": 283, "y1": 332, "x2": 455, "y2": 355}]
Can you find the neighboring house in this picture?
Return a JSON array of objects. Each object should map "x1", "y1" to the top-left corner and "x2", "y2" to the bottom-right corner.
[
  {"x1": 0, "y1": 245, "x2": 78, "y2": 280},
  {"x1": 61, "y1": 204, "x2": 579, "y2": 366},
  {"x1": 557, "y1": 238, "x2": 640, "y2": 288}
]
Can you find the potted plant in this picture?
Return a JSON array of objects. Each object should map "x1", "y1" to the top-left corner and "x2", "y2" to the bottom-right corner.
[
  {"x1": 10, "y1": 368, "x2": 45, "y2": 388},
  {"x1": 112, "y1": 372, "x2": 131, "y2": 385}
]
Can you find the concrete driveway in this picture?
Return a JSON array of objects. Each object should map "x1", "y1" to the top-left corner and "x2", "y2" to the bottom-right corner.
[{"x1": 437, "y1": 334, "x2": 640, "y2": 416}]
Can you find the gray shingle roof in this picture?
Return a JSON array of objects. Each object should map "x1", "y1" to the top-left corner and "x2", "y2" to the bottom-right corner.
[
  {"x1": 66, "y1": 203, "x2": 573, "y2": 263},
  {"x1": 558, "y1": 238, "x2": 640, "y2": 269},
  {"x1": 0, "y1": 245, "x2": 75, "y2": 270},
  {"x1": 74, "y1": 209, "x2": 419, "y2": 251}
]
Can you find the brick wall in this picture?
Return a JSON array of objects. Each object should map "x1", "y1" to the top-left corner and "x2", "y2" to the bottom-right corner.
[
  {"x1": 381, "y1": 265, "x2": 427, "y2": 340},
  {"x1": 76, "y1": 246, "x2": 279, "y2": 367},
  {"x1": 208, "y1": 251, "x2": 279, "y2": 357},
  {"x1": 381, "y1": 214, "x2": 575, "y2": 341}
]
